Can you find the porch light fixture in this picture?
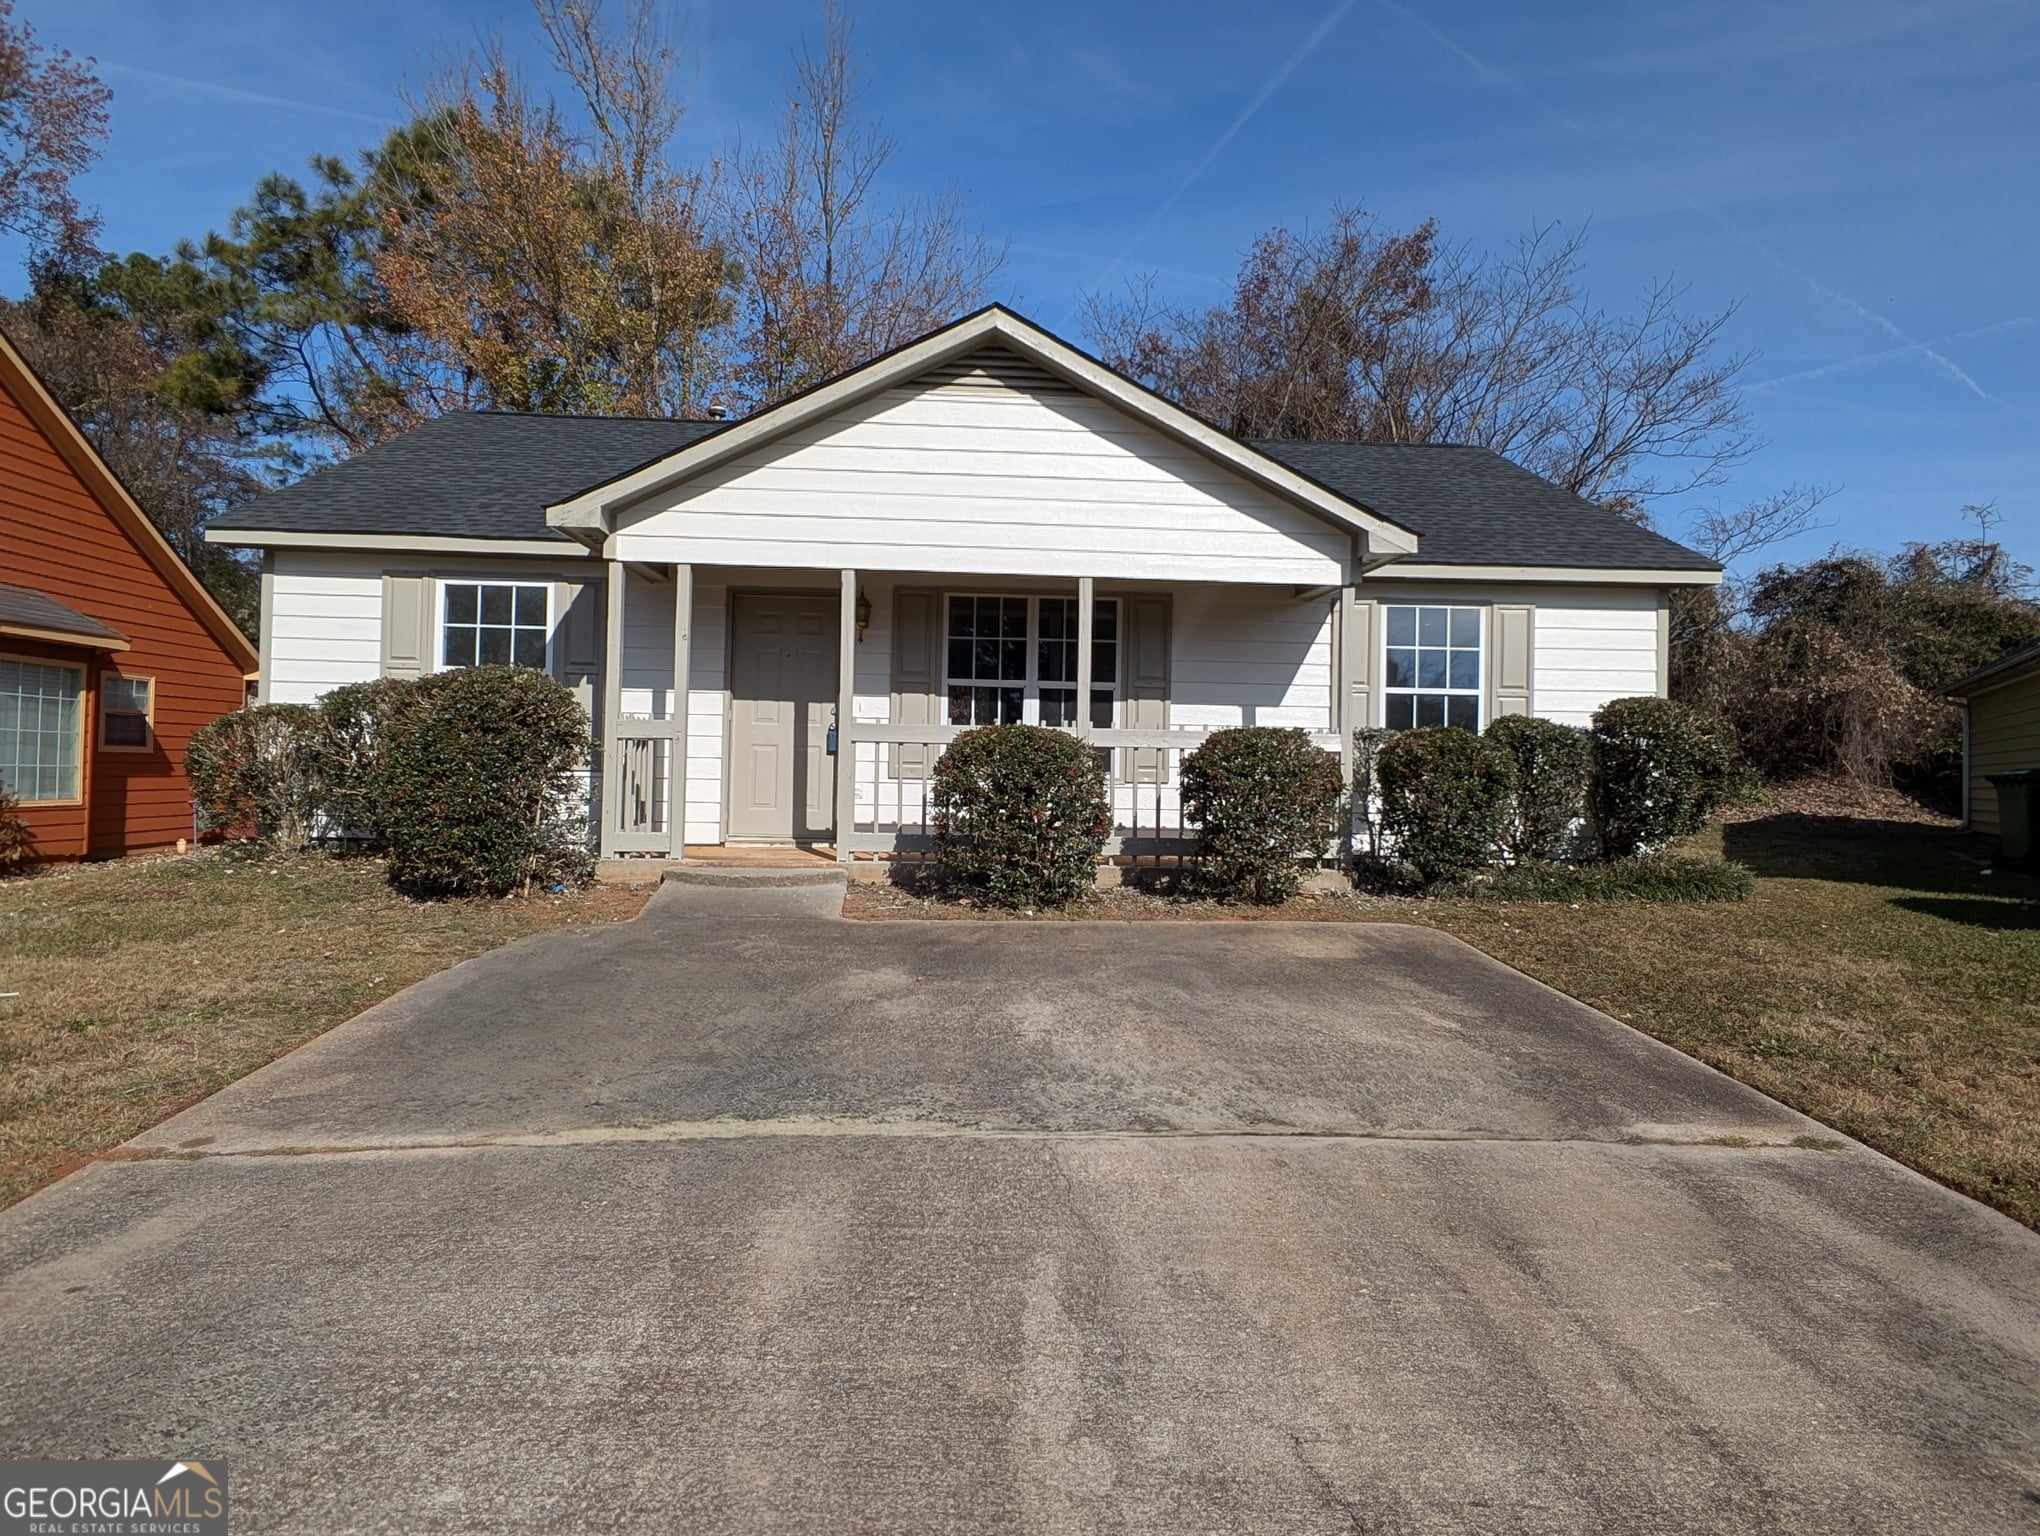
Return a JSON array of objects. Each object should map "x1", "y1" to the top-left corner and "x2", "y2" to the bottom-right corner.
[{"x1": 855, "y1": 587, "x2": 872, "y2": 641}]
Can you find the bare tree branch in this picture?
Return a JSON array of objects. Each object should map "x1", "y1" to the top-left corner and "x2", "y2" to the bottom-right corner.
[
  {"x1": 1084, "y1": 212, "x2": 1756, "y2": 516},
  {"x1": 716, "y1": 0, "x2": 1004, "y2": 407}
]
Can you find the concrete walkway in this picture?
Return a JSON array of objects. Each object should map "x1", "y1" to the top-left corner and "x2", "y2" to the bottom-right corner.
[{"x1": 2, "y1": 888, "x2": 2036, "y2": 1534}]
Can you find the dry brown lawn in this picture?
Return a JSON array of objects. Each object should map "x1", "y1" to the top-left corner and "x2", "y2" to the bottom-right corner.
[
  {"x1": 848, "y1": 806, "x2": 2040, "y2": 1229},
  {"x1": 0, "y1": 849, "x2": 648, "y2": 1208}
]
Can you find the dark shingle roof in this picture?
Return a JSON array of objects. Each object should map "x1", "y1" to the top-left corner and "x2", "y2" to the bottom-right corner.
[
  {"x1": 0, "y1": 582, "x2": 126, "y2": 644},
  {"x1": 1253, "y1": 441, "x2": 1720, "y2": 571},
  {"x1": 208, "y1": 412, "x2": 727, "y2": 541},
  {"x1": 211, "y1": 409, "x2": 1718, "y2": 573}
]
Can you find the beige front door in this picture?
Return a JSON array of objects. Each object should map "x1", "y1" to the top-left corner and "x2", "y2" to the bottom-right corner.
[{"x1": 728, "y1": 593, "x2": 838, "y2": 841}]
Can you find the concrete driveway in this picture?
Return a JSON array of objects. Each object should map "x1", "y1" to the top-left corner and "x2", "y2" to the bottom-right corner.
[{"x1": 2, "y1": 887, "x2": 2036, "y2": 1534}]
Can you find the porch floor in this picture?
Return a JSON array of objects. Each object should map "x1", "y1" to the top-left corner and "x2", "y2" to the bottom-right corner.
[
  {"x1": 685, "y1": 844, "x2": 838, "y2": 867},
  {"x1": 595, "y1": 845, "x2": 840, "y2": 885}
]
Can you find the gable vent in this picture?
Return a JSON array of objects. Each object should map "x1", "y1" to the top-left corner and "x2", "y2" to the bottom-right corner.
[{"x1": 907, "y1": 344, "x2": 1079, "y2": 398}]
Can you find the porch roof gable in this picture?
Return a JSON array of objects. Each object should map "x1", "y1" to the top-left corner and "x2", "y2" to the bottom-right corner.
[{"x1": 543, "y1": 305, "x2": 1423, "y2": 560}]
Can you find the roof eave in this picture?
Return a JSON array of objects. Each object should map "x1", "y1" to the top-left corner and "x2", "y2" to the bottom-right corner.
[
  {"x1": 0, "y1": 620, "x2": 129, "y2": 652},
  {"x1": 205, "y1": 528, "x2": 593, "y2": 557},
  {"x1": 1364, "y1": 560, "x2": 1722, "y2": 586}
]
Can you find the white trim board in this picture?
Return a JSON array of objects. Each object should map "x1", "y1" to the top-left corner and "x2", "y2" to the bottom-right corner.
[
  {"x1": 1371, "y1": 563, "x2": 1721, "y2": 587},
  {"x1": 207, "y1": 529, "x2": 592, "y2": 557}
]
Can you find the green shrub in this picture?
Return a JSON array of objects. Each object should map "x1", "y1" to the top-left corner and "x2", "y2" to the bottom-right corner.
[
  {"x1": 1180, "y1": 727, "x2": 1345, "y2": 903},
  {"x1": 931, "y1": 724, "x2": 1110, "y2": 908},
  {"x1": 0, "y1": 786, "x2": 31, "y2": 869},
  {"x1": 377, "y1": 667, "x2": 594, "y2": 898},
  {"x1": 1375, "y1": 727, "x2": 1516, "y2": 884},
  {"x1": 308, "y1": 677, "x2": 421, "y2": 844},
  {"x1": 1476, "y1": 854, "x2": 1755, "y2": 903},
  {"x1": 185, "y1": 704, "x2": 325, "y2": 849},
  {"x1": 1485, "y1": 715, "x2": 1591, "y2": 862},
  {"x1": 1591, "y1": 696, "x2": 1739, "y2": 857}
]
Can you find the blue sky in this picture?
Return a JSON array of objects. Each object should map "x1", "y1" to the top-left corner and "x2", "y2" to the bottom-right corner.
[{"x1": 14, "y1": 0, "x2": 2039, "y2": 573}]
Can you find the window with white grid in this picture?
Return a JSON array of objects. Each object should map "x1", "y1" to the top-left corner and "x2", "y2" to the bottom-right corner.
[
  {"x1": 440, "y1": 582, "x2": 550, "y2": 670},
  {"x1": 1382, "y1": 604, "x2": 1483, "y2": 731},
  {"x1": 0, "y1": 657, "x2": 83, "y2": 803},
  {"x1": 945, "y1": 595, "x2": 1029, "y2": 725},
  {"x1": 1037, "y1": 597, "x2": 1119, "y2": 729}
]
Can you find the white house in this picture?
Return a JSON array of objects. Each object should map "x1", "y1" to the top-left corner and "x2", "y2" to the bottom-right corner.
[{"x1": 206, "y1": 305, "x2": 1721, "y2": 863}]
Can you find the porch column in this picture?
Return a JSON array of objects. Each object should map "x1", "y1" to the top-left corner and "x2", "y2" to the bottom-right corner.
[
  {"x1": 1075, "y1": 575, "x2": 1095, "y2": 742},
  {"x1": 669, "y1": 563, "x2": 692, "y2": 858},
  {"x1": 835, "y1": 568, "x2": 857, "y2": 863},
  {"x1": 1337, "y1": 582, "x2": 1361, "y2": 856},
  {"x1": 598, "y1": 557, "x2": 626, "y2": 858}
]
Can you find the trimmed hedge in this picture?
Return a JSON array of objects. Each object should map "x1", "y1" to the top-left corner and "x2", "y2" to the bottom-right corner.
[
  {"x1": 1485, "y1": 715, "x2": 1591, "y2": 863},
  {"x1": 1476, "y1": 853, "x2": 1755, "y2": 904},
  {"x1": 1590, "y1": 696, "x2": 1738, "y2": 857},
  {"x1": 931, "y1": 724, "x2": 1110, "y2": 908},
  {"x1": 1180, "y1": 727, "x2": 1345, "y2": 903},
  {"x1": 308, "y1": 677, "x2": 421, "y2": 844},
  {"x1": 1376, "y1": 727, "x2": 1517, "y2": 884},
  {"x1": 376, "y1": 666, "x2": 594, "y2": 898},
  {"x1": 185, "y1": 703, "x2": 325, "y2": 849}
]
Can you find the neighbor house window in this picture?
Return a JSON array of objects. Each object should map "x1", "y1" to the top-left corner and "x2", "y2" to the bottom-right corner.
[
  {"x1": 945, "y1": 594, "x2": 1122, "y2": 728},
  {"x1": 1383, "y1": 604, "x2": 1482, "y2": 731},
  {"x1": 441, "y1": 581, "x2": 549, "y2": 670},
  {"x1": 0, "y1": 656, "x2": 84, "y2": 803},
  {"x1": 99, "y1": 674, "x2": 153, "y2": 750}
]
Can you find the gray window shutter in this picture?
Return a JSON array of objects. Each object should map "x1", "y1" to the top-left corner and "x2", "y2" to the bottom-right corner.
[
  {"x1": 551, "y1": 578, "x2": 604, "y2": 716},
  {"x1": 1344, "y1": 597, "x2": 1376, "y2": 733},
  {"x1": 889, "y1": 588, "x2": 942, "y2": 777},
  {"x1": 381, "y1": 573, "x2": 432, "y2": 679},
  {"x1": 1123, "y1": 594, "x2": 1171, "y2": 784},
  {"x1": 1490, "y1": 603, "x2": 1533, "y2": 719}
]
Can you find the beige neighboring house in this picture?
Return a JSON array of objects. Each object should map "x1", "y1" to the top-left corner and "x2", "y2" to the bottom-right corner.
[
  {"x1": 203, "y1": 305, "x2": 1722, "y2": 863},
  {"x1": 1946, "y1": 639, "x2": 2040, "y2": 836}
]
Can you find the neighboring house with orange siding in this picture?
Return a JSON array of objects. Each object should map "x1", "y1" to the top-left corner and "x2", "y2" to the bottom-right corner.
[{"x1": 0, "y1": 327, "x2": 258, "y2": 860}]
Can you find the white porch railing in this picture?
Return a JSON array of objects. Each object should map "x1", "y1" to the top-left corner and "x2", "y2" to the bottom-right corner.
[
  {"x1": 607, "y1": 717, "x2": 674, "y2": 852},
  {"x1": 838, "y1": 723, "x2": 1342, "y2": 857}
]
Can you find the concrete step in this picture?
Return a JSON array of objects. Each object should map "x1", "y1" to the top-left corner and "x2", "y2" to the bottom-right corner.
[
  {"x1": 650, "y1": 863, "x2": 848, "y2": 919},
  {"x1": 661, "y1": 864, "x2": 848, "y2": 890}
]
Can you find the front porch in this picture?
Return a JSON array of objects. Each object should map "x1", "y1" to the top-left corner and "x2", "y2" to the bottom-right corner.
[{"x1": 594, "y1": 562, "x2": 1361, "y2": 864}]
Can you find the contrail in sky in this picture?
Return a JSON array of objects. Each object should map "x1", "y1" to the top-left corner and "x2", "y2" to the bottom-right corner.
[
  {"x1": 1367, "y1": 4, "x2": 2000, "y2": 406},
  {"x1": 102, "y1": 62, "x2": 396, "y2": 129},
  {"x1": 1748, "y1": 316, "x2": 2034, "y2": 393},
  {"x1": 1089, "y1": 0, "x2": 1363, "y2": 299}
]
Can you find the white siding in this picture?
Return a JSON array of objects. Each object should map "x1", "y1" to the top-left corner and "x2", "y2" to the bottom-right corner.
[
  {"x1": 609, "y1": 376, "x2": 1350, "y2": 585},
  {"x1": 1532, "y1": 591, "x2": 1662, "y2": 726},
  {"x1": 265, "y1": 549, "x2": 606, "y2": 704},
  {"x1": 265, "y1": 550, "x2": 385, "y2": 704},
  {"x1": 1361, "y1": 579, "x2": 1663, "y2": 728},
  {"x1": 1173, "y1": 587, "x2": 1335, "y2": 731}
]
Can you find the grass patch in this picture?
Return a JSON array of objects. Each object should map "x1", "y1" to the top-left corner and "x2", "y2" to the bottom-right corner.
[
  {"x1": 1471, "y1": 853, "x2": 1754, "y2": 903},
  {"x1": 847, "y1": 810, "x2": 2040, "y2": 1228},
  {"x1": 0, "y1": 850, "x2": 646, "y2": 1207}
]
